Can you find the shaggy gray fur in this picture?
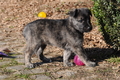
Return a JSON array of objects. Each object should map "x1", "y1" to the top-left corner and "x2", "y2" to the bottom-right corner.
[{"x1": 23, "y1": 8, "x2": 96, "y2": 68}]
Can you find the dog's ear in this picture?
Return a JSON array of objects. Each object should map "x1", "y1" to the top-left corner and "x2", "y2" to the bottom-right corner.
[
  {"x1": 67, "y1": 9, "x2": 78, "y2": 17},
  {"x1": 85, "y1": 8, "x2": 92, "y2": 16}
]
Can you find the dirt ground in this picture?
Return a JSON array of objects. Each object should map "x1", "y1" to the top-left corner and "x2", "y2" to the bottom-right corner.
[{"x1": 0, "y1": 0, "x2": 120, "y2": 80}]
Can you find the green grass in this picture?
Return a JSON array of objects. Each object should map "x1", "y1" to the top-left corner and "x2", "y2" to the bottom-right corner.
[
  {"x1": 55, "y1": 7, "x2": 61, "y2": 12},
  {"x1": 5, "y1": 17, "x2": 18, "y2": 21},
  {"x1": 107, "y1": 57, "x2": 120, "y2": 63},
  {"x1": 0, "y1": 59, "x2": 6, "y2": 62},
  {"x1": 44, "y1": 72, "x2": 51, "y2": 77},
  {"x1": 9, "y1": 26, "x2": 15, "y2": 28},
  {"x1": 10, "y1": 59, "x2": 19, "y2": 65},
  {"x1": 1, "y1": 68, "x2": 14, "y2": 75},
  {"x1": 0, "y1": 59, "x2": 23, "y2": 68},
  {"x1": 11, "y1": 52, "x2": 22, "y2": 55},
  {"x1": 15, "y1": 74, "x2": 30, "y2": 79},
  {"x1": 64, "y1": 9, "x2": 70, "y2": 14},
  {"x1": 4, "y1": 74, "x2": 31, "y2": 80}
]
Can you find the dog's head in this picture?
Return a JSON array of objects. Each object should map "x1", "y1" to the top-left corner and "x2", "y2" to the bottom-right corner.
[{"x1": 67, "y1": 8, "x2": 92, "y2": 33}]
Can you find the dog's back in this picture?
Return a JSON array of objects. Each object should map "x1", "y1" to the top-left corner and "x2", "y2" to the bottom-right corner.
[{"x1": 23, "y1": 19, "x2": 68, "y2": 48}]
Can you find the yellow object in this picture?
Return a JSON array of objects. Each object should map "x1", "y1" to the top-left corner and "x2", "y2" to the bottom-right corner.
[{"x1": 38, "y1": 12, "x2": 47, "y2": 18}]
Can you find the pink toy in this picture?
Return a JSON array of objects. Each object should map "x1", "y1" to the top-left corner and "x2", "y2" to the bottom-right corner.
[{"x1": 74, "y1": 55, "x2": 85, "y2": 66}]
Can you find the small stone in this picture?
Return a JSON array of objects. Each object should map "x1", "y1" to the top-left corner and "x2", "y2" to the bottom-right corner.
[
  {"x1": 31, "y1": 68, "x2": 45, "y2": 74},
  {"x1": 30, "y1": 75, "x2": 51, "y2": 80},
  {"x1": 13, "y1": 71, "x2": 21, "y2": 74},
  {"x1": 0, "y1": 61, "x2": 11, "y2": 65},
  {"x1": 0, "y1": 75, "x2": 8, "y2": 79},
  {"x1": 56, "y1": 70, "x2": 77, "y2": 78},
  {"x1": 19, "y1": 69, "x2": 33, "y2": 74},
  {"x1": 6, "y1": 65, "x2": 24, "y2": 71},
  {"x1": 16, "y1": 59, "x2": 24, "y2": 63}
]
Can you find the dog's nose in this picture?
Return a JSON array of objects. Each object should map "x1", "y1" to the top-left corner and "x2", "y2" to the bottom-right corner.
[
  {"x1": 87, "y1": 26, "x2": 92, "y2": 30},
  {"x1": 89, "y1": 26, "x2": 92, "y2": 31},
  {"x1": 83, "y1": 26, "x2": 92, "y2": 32}
]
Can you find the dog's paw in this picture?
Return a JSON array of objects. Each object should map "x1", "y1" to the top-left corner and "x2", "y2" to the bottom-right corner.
[
  {"x1": 25, "y1": 63, "x2": 35, "y2": 68},
  {"x1": 64, "y1": 62, "x2": 74, "y2": 67},
  {"x1": 86, "y1": 61, "x2": 96, "y2": 67}
]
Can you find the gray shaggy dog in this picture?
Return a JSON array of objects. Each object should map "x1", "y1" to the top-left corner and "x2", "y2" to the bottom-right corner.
[{"x1": 23, "y1": 8, "x2": 96, "y2": 68}]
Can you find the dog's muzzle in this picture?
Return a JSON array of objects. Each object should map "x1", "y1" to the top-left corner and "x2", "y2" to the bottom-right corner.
[{"x1": 83, "y1": 26, "x2": 92, "y2": 32}]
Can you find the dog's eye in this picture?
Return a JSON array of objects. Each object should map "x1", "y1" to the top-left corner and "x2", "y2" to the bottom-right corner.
[{"x1": 78, "y1": 19, "x2": 84, "y2": 22}]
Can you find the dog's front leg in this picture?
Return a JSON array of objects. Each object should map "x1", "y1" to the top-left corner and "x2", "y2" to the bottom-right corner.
[
  {"x1": 63, "y1": 50, "x2": 73, "y2": 67},
  {"x1": 72, "y1": 46, "x2": 96, "y2": 67}
]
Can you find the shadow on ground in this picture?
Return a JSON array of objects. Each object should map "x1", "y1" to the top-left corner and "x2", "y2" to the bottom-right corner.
[
  {"x1": 86, "y1": 48, "x2": 119, "y2": 61},
  {"x1": 48, "y1": 48, "x2": 119, "y2": 66}
]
